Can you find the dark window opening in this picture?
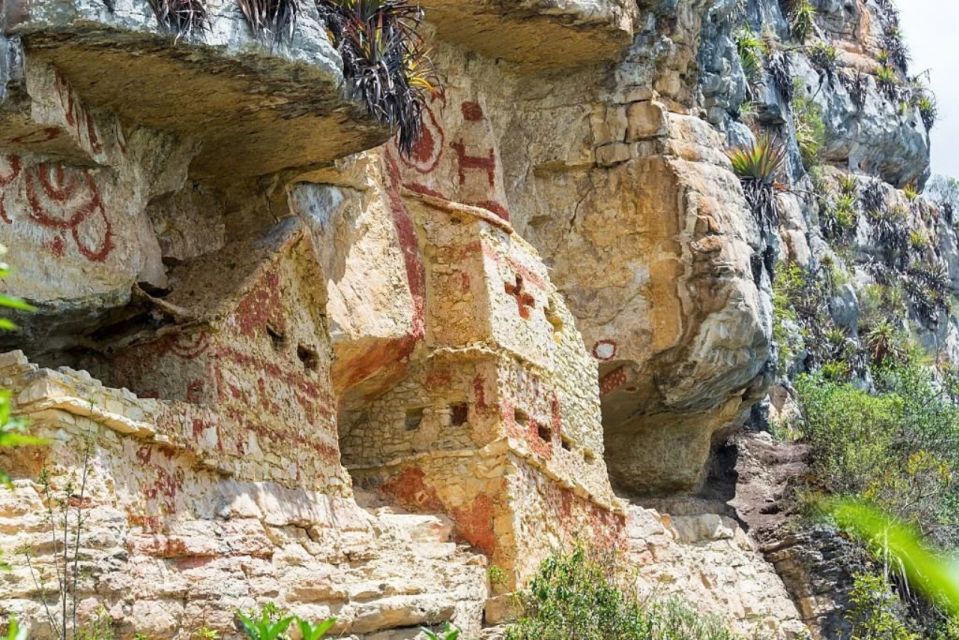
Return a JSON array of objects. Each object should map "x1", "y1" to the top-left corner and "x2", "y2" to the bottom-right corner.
[
  {"x1": 514, "y1": 408, "x2": 529, "y2": 426},
  {"x1": 451, "y1": 403, "x2": 469, "y2": 426},
  {"x1": 537, "y1": 423, "x2": 552, "y2": 443},
  {"x1": 405, "y1": 407, "x2": 425, "y2": 431},
  {"x1": 561, "y1": 436, "x2": 572, "y2": 452},
  {"x1": 267, "y1": 324, "x2": 286, "y2": 351},
  {"x1": 297, "y1": 344, "x2": 319, "y2": 372}
]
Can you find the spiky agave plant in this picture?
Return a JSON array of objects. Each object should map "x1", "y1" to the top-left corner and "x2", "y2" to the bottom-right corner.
[
  {"x1": 237, "y1": 0, "x2": 299, "y2": 44},
  {"x1": 148, "y1": 0, "x2": 208, "y2": 39},
  {"x1": 316, "y1": 0, "x2": 438, "y2": 156},
  {"x1": 728, "y1": 134, "x2": 787, "y2": 225}
]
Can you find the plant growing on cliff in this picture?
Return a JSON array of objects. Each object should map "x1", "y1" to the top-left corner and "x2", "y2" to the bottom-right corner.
[
  {"x1": 728, "y1": 134, "x2": 787, "y2": 226},
  {"x1": 236, "y1": 606, "x2": 295, "y2": 640},
  {"x1": 792, "y1": 81, "x2": 825, "y2": 169},
  {"x1": 20, "y1": 439, "x2": 103, "y2": 640},
  {"x1": 421, "y1": 623, "x2": 460, "y2": 640},
  {"x1": 903, "y1": 261, "x2": 951, "y2": 327},
  {"x1": 734, "y1": 26, "x2": 766, "y2": 83},
  {"x1": 787, "y1": 0, "x2": 817, "y2": 43},
  {"x1": 316, "y1": 0, "x2": 438, "y2": 156},
  {"x1": 876, "y1": 64, "x2": 901, "y2": 102},
  {"x1": 506, "y1": 546, "x2": 649, "y2": 640},
  {"x1": 237, "y1": 0, "x2": 298, "y2": 44},
  {"x1": 797, "y1": 357, "x2": 959, "y2": 543},
  {"x1": 506, "y1": 546, "x2": 741, "y2": 640},
  {"x1": 909, "y1": 76, "x2": 939, "y2": 132},
  {"x1": 766, "y1": 50, "x2": 793, "y2": 104},
  {"x1": 846, "y1": 572, "x2": 921, "y2": 639},
  {"x1": 807, "y1": 41, "x2": 838, "y2": 88},
  {"x1": 147, "y1": 0, "x2": 208, "y2": 39}
]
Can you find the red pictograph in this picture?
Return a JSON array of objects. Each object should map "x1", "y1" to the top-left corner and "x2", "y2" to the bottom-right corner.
[
  {"x1": 505, "y1": 274, "x2": 536, "y2": 320},
  {"x1": 54, "y1": 71, "x2": 103, "y2": 156},
  {"x1": 451, "y1": 140, "x2": 496, "y2": 188},
  {"x1": 0, "y1": 155, "x2": 21, "y2": 224},
  {"x1": 24, "y1": 163, "x2": 114, "y2": 262},
  {"x1": 394, "y1": 96, "x2": 511, "y2": 222}
]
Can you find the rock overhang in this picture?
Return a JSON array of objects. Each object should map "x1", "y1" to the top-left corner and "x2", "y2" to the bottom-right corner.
[
  {"x1": 1, "y1": 0, "x2": 391, "y2": 179},
  {"x1": 420, "y1": 0, "x2": 638, "y2": 72}
]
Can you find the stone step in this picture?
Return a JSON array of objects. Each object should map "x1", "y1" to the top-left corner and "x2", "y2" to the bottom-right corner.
[{"x1": 380, "y1": 512, "x2": 454, "y2": 544}]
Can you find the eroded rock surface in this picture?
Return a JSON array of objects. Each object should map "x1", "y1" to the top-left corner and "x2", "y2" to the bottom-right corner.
[{"x1": 0, "y1": 0, "x2": 944, "y2": 637}]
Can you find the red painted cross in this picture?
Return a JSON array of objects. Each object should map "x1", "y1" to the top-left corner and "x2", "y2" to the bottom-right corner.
[{"x1": 505, "y1": 275, "x2": 535, "y2": 320}]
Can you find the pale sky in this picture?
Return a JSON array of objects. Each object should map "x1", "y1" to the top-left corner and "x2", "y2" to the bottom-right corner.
[{"x1": 898, "y1": 1, "x2": 959, "y2": 179}]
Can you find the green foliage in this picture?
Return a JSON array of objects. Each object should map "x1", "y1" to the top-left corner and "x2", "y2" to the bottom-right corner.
[
  {"x1": 792, "y1": 81, "x2": 826, "y2": 169},
  {"x1": 846, "y1": 572, "x2": 920, "y2": 640},
  {"x1": 506, "y1": 546, "x2": 740, "y2": 640},
  {"x1": 0, "y1": 390, "x2": 44, "y2": 486},
  {"x1": 808, "y1": 41, "x2": 838, "y2": 86},
  {"x1": 788, "y1": 0, "x2": 817, "y2": 43},
  {"x1": 317, "y1": 0, "x2": 437, "y2": 156},
  {"x1": 908, "y1": 229, "x2": 926, "y2": 250},
  {"x1": 728, "y1": 134, "x2": 786, "y2": 184},
  {"x1": 772, "y1": 263, "x2": 807, "y2": 374},
  {"x1": 877, "y1": 65, "x2": 900, "y2": 102},
  {"x1": 236, "y1": 606, "x2": 295, "y2": 640},
  {"x1": 829, "y1": 500, "x2": 959, "y2": 618},
  {"x1": 236, "y1": 606, "x2": 335, "y2": 640},
  {"x1": 728, "y1": 134, "x2": 786, "y2": 225},
  {"x1": 913, "y1": 91, "x2": 938, "y2": 132},
  {"x1": 506, "y1": 546, "x2": 650, "y2": 640},
  {"x1": 3, "y1": 619, "x2": 26, "y2": 640},
  {"x1": 296, "y1": 618, "x2": 336, "y2": 640},
  {"x1": 646, "y1": 599, "x2": 738, "y2": 640},
  {"x1": 421, "y1": 623, "x2": 460, "y2": 640},
  {"x1": 734, "y1": 26, "x2": 766, "y2": 81},
  {"x1": 797, "y1": 357, "x2": 959, "y2": 543},
  {"x1": 0, "y1": 246, "x2": 40, "y2": 487},
  {"x1": 75, "y1": 606, "x2": 115, "y2": 640},
  {"x1": 821, "y1": 192, "x2": 857, "y2": 240},
  {"x1": 193, "y1": 629, "x2": 220, "y2": 640}
]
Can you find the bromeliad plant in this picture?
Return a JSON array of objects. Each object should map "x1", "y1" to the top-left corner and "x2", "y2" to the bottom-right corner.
[
  {"x1": 237, "y1": 0, "x2": 299, "y2": 44},
  {"x1": 316, "y1": 0, "x2": 438, "y2": 156},
  {"x1": 147, "y1": 0, "x2": 209, "y2": 39},
  {"x1": 728, "y1": 134, "x2": 787, "y2": 225}
]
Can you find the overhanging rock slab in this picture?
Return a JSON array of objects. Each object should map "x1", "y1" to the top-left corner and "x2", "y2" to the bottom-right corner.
[
  {"x1": 420, "y1": 0, "x2": 638, "y2": 72},
  {"x1": 2, "y1": 0, "x2": 390, "y2": 178}
]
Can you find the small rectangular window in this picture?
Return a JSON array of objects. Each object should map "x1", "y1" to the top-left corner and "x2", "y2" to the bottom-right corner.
[
  {"x1": 451, "y1": 403, "x2": 469, "y2": 426},
  {"x1": 405, "y1": 408, "x2": 425, "y2": 431}
]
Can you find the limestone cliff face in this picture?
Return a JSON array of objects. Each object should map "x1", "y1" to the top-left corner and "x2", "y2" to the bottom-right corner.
[{"x1": 0, "y1": 0, "x2": 942, "y2": 638}]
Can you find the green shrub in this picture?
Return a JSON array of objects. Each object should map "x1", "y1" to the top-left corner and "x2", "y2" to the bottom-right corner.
[
  {"x1": 506, "y1": 546, "x2": 650, "y2": 640},
  {"x1": 646, "y1": 600, "x2": 738, "y2": 640},
  {"x1": 796, "y1": 357, "x2": 959, "y2": 543},
  {"x1": 846, "y1": 573, "x2": 920, "y2": 640},
  {"x1": 506, "y1": 546, "x2": 741, "y2": 640},
  {"x1": 792, "y1": 81, "x2": 826, "y2": 169},
  {"x1": 772, "y1": 264, "x2": 807, "y2": 374}
]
